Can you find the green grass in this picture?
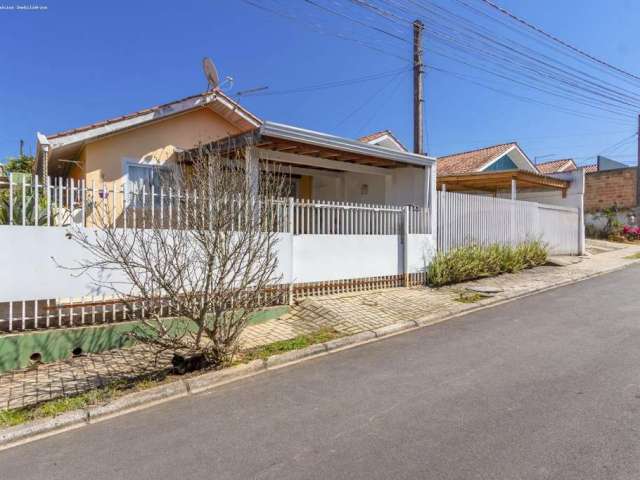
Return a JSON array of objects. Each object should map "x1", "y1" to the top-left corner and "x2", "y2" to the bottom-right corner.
[
  {"x1": 240, "y1": 328, "x2": 342, "y2": 363},
  {"x1": 454, "y1": 291, "x2": 485, "y2": 304},
  {"x1": 0, "y1": 376, "x2": 164, "y2": 429},
  {"x1": 624, "y1": 252, "x2": 640, "y2": 260},
  {"x1": 0, "y1": 328, "x2": 341, "y2": 428}
]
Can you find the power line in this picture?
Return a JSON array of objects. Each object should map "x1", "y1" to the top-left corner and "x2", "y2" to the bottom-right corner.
[
  {"x1": 335, "y1": 70, "x2": 408, "y2": 127},
  {"x1": 303, "y1": 0, "x2": 409, "y2": 43},
  {"x1": 241, "y1": 0, "x2": 410, "y2": 61},
  {"x1": 234, "y1": 66, "x2": 411, "y2": 97},
  {"x1": 478, "y1": 0, "x2": 640, "y2": 84},
  {"x1": 347, "y1": 0, "x2": 640, "y2": 120}
]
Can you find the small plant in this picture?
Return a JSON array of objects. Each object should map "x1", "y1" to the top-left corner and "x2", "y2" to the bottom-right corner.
[
  {"x1": 427, "y1": 241, "x2": 548, "y2": 287},
  {"x1": 598, "y1": 206, "x2": 623, "y2": 239},
  {"x1": 0, "y1": 375, "x2": 164, "y2": 428},
  {"x1": 240, "y1": 328, "x2": 341, "y2": 362},
  {"x1": 454, "y1": 291, "x2": 485, "y2": 303},
  {"x1": 622, "y1": 225, "x2": 640, "y2": 241}
]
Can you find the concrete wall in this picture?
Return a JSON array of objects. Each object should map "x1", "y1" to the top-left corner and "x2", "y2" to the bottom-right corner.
[
  {"x1": 0, "y1": 226, "x2": 436, "y2": 303},
  {"x1": 0, "y1": 227, "x2": 293, "y2": 303}
]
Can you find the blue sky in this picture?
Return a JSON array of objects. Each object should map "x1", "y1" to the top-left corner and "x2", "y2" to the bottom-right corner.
[{"x1": 1, "y1": 0, "x2": 639, "y2": 166}]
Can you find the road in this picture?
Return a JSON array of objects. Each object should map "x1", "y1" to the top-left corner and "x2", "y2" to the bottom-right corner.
[{"x1": 3, "y1": 266, "x2": 640, "y2": 479}]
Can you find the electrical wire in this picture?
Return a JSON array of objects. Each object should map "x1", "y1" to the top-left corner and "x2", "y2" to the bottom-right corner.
[
  {"x1": 235, "y1": 66, "x2": 411, "y2": 97},
  {"x1": 478, "y1": 0, "x2": 640, "y2": 84}
]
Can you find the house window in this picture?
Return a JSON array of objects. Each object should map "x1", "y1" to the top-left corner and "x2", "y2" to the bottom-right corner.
[{"x1": 127, "y1": 163, "x2": 172, "y2": 207}]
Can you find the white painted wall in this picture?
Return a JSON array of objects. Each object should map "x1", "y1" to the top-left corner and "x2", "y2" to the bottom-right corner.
[
  {"x1": 406, "y1": 234, "x2": 436, "y2": 273},
  {"x1": 291, "y1": 235, "x2": 401, "y2": 283},
  {"x1": 388, "y1": 166, "x2": 426, "y2": 206},
  {"x1": 305, "y1": 165, "x2": 429, "y2": 207},
  {"x1": 0, "y1": 227, "x2": 293, "y2": 303},
  {"x1": 0, "y1": 227, "x2": 437, "y2": 302}
]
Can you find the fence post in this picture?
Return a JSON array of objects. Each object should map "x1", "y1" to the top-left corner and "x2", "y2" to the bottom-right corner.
[
  {"x1": 288, "y1": 197, "x2": 295, "y2": 304},
  {"x1": 403, "y1": 205, "x2": 409, "y2": 287}
]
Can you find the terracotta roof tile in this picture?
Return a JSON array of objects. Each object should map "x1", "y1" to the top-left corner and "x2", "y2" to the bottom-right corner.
[
  {"x1": 46, "y1": 90, "x2": 259, "y2": 141},
  {"x1": 437, "y1": 143, "x2": 516, "y2": 176},
  {"x1": 536, "y1": 158, "x2": 577, "y2": 174},
  {"x1": 583, "y1": 164, "x2": 598, "y2": 173},
  {"x1": 47, "y1": 93, "x2": 207, "y2": 139},
  {"x1": 358, "y1": 130, "x2": 407, "y2": 151}
]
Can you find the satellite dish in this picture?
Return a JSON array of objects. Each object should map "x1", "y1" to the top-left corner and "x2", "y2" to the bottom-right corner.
[{"x1": 202, "y1": 57, "x2": 219, "y2": 90}]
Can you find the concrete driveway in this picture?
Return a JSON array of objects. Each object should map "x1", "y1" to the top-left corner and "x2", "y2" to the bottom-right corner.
[{"x1": 2, "y1": 265, "x2": 640, "y2": 479}]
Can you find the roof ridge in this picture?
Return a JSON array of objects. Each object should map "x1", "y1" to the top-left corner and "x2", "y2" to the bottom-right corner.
[
  {"x1": 438, "y1": 142, "x2": 517, "y2": 159},
  {"x1": 537, "y1": 158, "x2": 574, "y2": 165},
  {"x1": 47, "y1": 89, "x2": 259, "y2": 140}
]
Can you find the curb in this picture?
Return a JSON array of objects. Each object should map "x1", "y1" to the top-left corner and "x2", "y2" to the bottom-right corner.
[{"x1": 1, "y1": 257, "x2": 639, "y2": 451}]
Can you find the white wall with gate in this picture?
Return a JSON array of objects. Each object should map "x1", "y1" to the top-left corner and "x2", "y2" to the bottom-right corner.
[
  {"x1": 437, "y1": 191, "x2": 583, "y2": 255},
  {"x1": 0, "y1": 188, "x2": 435, "y2": 331}
]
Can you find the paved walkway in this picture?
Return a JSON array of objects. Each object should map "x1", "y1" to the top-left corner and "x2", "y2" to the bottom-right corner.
[{"x1": 1, "y1": 240, "x2": 638, "y2": 410}]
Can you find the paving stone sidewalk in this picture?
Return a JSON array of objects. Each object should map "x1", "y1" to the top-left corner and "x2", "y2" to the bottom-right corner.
[{"x1": 1, "y1": 240, "x2": 638, "y2": 410}]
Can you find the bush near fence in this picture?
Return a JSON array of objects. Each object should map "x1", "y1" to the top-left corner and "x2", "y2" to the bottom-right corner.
[{"x1": 426, "y1": 241, "x2": 548, "y2": 287}]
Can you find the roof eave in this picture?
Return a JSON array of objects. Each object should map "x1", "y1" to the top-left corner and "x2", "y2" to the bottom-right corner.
[{"x1": 260, "y1": 121, "x2": 435, "y2": 167}]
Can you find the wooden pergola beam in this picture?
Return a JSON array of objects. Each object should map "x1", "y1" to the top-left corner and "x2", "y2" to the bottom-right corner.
[{"x1": 437, "y1": 170, "x2": 569, "y2": 191}]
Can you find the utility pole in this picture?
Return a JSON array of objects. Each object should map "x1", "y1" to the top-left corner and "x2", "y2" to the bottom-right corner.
[
  {"x1": 19, "y1": 139, "x2": 24, "y2": 157},
  {"x1": 413, "y1": 19, "x2": 424, "y2": 155}
]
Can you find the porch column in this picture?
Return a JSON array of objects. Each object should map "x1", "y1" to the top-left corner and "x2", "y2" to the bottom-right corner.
[
  {"x1": 245, "y1": 146, "x2": 260, "y2": 201},
  {"x1": 384, "y1": 175, "x2": 393, "y2": 204},
  {"x1": 510, "y1": 177, "x2": 516, "y2": 245}
]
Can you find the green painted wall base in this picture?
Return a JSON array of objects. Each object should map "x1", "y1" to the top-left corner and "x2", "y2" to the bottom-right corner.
[{"x1": 0, "y1": 305, "x2": 289, "y2": 373}]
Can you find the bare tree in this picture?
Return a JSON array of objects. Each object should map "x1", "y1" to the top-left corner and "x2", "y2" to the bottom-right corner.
[{"x1": 67, "y1": 143, "x2": 289, "y2": 368}]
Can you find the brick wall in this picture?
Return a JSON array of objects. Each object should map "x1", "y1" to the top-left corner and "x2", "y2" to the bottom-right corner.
[{"x1": 584, "y1": 167, "x2": 637, "y2": 212}]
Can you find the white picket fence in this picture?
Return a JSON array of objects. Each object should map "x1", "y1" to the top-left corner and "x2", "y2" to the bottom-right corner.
[
  {"x1": 0, "y1": 174, "x2": 430, "y2": 235},
  {"x1": 437, "y1": 191, "x2": 581, "y2": 255}
]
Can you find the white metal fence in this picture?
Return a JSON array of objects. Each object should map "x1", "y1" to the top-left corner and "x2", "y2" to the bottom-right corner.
[
  {"x1": 437, "y1": 191, "x2": 581, "y2": 255},
  {"x1": 0, "y1": 175, "x2": 434, "y2": 332},
  {"x1": 292, "y1": 198, "x2": 429, "y2": 235},
  {"x1": 0, "y1": 174, "x2": 430, "y2": 235}
]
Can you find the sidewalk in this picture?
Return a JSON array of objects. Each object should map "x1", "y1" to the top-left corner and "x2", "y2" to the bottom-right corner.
[{"x1": 1, "y1": 240, "x2": 638, "y2": 410}]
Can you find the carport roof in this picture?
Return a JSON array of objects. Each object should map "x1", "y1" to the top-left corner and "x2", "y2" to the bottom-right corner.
[{"x1": 181, "y1": 121, "x2": 435, "y2": 169}]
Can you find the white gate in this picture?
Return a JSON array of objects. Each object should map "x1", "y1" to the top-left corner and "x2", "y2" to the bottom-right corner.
[{"x1": 437, "y1": 191, "x2": 581, "y2": 255}]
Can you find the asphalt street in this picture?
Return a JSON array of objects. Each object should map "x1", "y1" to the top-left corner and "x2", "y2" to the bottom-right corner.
[{"x1": 2, "y1": 265, "x2": 640, "y2": 479}]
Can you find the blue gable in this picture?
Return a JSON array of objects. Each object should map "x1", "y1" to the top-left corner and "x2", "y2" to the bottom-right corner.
[{"x1": 483, "y1": 153, "x2": 518, "y2": 172}]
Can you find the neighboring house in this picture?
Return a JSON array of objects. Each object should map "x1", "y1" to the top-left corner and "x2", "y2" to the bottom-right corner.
[
  {"x1": 536, "y1": 158, "x2": 577, "y2": 174},
  {"x1": 436, "y1": 142, "x2": 573, "y2": 200},
  {"x1": 358, "y1": 130, "x2": 408, "y2": 152},
  {"x1": 34, "y1": 91, "x2": 436, "y2": 212},
  {"x1": 538, "y1": 156, "x2": 627, "y2": 175}
]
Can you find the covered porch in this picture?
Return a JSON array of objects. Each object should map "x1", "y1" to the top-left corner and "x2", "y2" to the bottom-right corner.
[
  {"x1": 180, "y1": 121, "x2": 437, "y2": 214},
  {"x1": 437, "y1": 169, "x2": 570, "y2": 200}
]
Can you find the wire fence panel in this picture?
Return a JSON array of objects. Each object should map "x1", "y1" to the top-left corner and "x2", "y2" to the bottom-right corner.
[{"x1": 437, "y1": 191, "x2": 580, "y2": 255}]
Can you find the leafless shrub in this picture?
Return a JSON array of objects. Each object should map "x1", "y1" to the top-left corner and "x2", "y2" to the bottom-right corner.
[{"x1": 67, "y1": 142, "x2": 290, "y2": 367}]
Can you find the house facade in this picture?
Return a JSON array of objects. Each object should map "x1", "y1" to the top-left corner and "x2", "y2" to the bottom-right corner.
[{"x1": 34, "y1": 91, "x2": 435, "y2": 212}]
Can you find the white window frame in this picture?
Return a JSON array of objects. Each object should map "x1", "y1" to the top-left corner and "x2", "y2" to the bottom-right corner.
[{"x1": 122, "y1": 158, "x2": 173, "y2": 207}]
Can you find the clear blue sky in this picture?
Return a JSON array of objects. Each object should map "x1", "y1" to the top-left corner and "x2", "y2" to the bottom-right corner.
[{"x1": 1, "y1": 0, "x2": 639, "y2": 166}]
